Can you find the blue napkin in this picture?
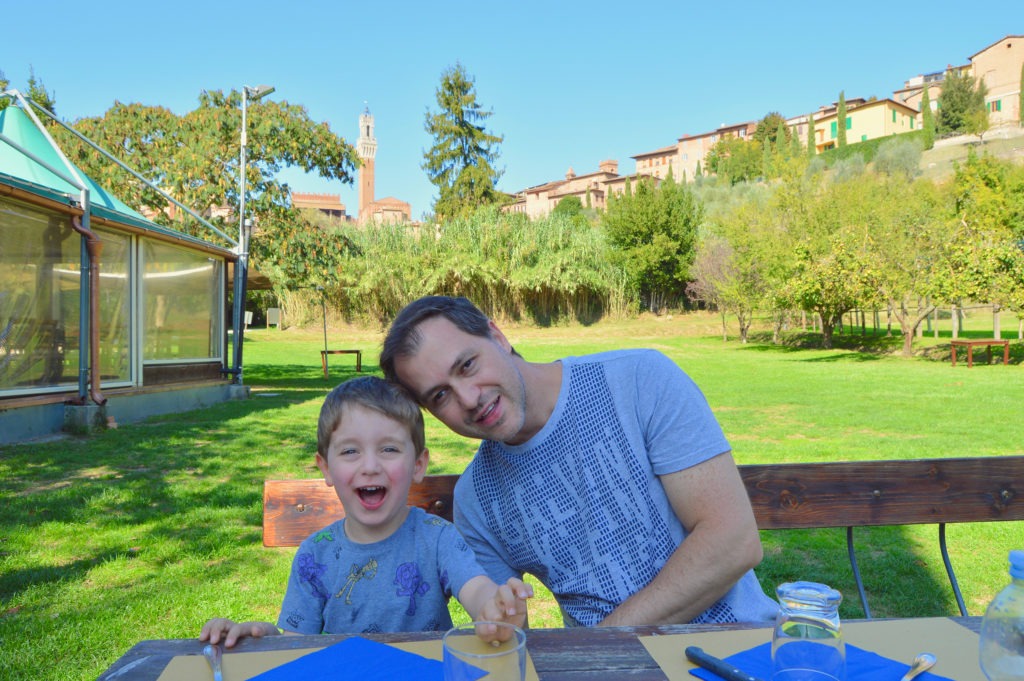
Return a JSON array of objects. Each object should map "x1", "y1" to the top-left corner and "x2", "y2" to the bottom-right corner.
[
  {"x1": 688, "y1": 641, "x2": 953, "y2": 681},
  {"x1": 249, "y1": 636, "x2": 487, "y2": 681}
]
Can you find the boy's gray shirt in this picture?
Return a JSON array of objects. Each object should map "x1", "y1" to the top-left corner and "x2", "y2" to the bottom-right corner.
[{"x1": 278, "y1": 507, "x2": 486, "y2": 634}]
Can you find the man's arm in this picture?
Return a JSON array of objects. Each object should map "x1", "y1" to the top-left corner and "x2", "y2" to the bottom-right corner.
[{"x1": 597, "y1": 451, "x2": 762, "y2": 626}]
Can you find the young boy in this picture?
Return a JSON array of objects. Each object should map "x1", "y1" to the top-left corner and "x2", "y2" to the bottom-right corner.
[{"x1": 201, "y1": 376, "x2": 532, "y2": 648}]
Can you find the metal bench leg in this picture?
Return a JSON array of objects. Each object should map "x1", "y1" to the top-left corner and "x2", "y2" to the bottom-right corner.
[
  {"x1": 847, "y1": 526, "x2": 871, "y2": 619},
  {"x1": 939, "y1": 523, "x2": 968, "y2": 616}
]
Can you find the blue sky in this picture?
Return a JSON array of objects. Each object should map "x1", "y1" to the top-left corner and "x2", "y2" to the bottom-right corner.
[{"x1": 1, "y1": 2, "x2": 1019, "y2": 221}]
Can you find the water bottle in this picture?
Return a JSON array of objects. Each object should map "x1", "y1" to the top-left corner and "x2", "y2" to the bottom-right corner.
[{"x1": 979, "y1": 549, "x2": 1024, "y2": 681}]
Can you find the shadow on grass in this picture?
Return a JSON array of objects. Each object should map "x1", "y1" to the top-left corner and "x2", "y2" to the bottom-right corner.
[
  {"x1": 757, "y1": 527, "x2": 964, "y2": 619},
  {"x1": 735, "y1": 330, "x2": 1023, "y2": 365}
]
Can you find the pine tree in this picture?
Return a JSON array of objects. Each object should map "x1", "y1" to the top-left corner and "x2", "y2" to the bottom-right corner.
[
  {"x1": 837, "y1": 91, "x2": 848, "y2": 147},
  {"x1": 920, "y1": 85, "x2": 935, "y2": 150},
  {"x1": 422, "y1": 63, "x2": 504, "y2": 220}
]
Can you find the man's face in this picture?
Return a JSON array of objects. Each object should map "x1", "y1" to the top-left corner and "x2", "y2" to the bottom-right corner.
[{"x1": 393, "y1": 316, "x2": 531, "y2": 444}]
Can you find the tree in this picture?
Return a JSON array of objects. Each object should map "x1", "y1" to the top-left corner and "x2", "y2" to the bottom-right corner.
[
  {"x1": 937, "y1": 69, "x2": 988, "y2": 136},
  {"x1": 874, "y1": 137, "x2": 923, "y2": 179},
  {"x1": 602, "y1": 171, "x2": 702, "y2": 313},
  {"x1": 836, "y1": 91, "x2": 848, "y2": 147},
  {"x1": 920, "y1": 85, "x2": 935, "y2": 149},
  {"x1": 806, "y1": 114, "x2": 817, "y2": 158},
  {"x1": 422, "y1": 63, "x2": 504, "y2": 220},
  {"x1": 0, "y1": 67, "x2": 56, "y2": 116},
  {"x1": 705, "y1": 135, "x2": 762, "y2": 184},
  {"x1": 1020, "y1": 63, "x2": 1024, "y2": 126},
  {"x1": 60, "y1": 91, "x2": 360, "y2": 290},
  {"x1": 753, "y1": 112, "x2": 788, "y2": 146}
]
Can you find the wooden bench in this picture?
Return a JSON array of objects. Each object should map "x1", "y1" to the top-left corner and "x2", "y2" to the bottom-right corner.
[
  {"x1": 263, "y1": 456, "x2": 1024, "y2": 618},
  {"x1": 950, "y1": 339, "x2": 1010, "y2": 368},
  {"x1": 320, "y1": 349, "x2": 362, "y2": 378}
]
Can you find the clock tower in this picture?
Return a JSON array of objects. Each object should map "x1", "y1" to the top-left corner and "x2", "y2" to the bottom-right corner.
[{"x1": 357, "y1": 105, "x2": 377, "y2": 221}]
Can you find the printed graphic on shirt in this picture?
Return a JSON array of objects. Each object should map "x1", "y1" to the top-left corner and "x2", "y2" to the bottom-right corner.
[
  {"x1": 313, "y1": 529, "x2": 334, "y2": 543},
  {"x1": 336, "y1": 558, "x2": 378, "y2": 604},
  {"x1": 394, "y1": 562, "x2": 430, "y2": 616},
  {"x1": 297, "y1": 552, "x2": 331, "y2": 601}
]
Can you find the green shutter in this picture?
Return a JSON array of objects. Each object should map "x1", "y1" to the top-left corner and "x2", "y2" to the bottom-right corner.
[
  {"x1": 831, "y1": 121, "x2": 837, "y2": 138},
  {"x1": 861, "y1": 135, "x2": 867, "y2": 142},
  {"x1": 845, "y1": 116, "x2": 851, "y2": 130},
  {"x1": 892, "y1": 110, "x2": 896, "y2": 122}
]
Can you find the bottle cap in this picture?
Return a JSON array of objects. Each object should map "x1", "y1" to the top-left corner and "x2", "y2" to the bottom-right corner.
[{"x1": 1010, "y1": 550, "x2": 1024, "y2": 579}]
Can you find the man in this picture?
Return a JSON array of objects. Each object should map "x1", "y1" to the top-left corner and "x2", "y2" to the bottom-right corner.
[{"x1": 381, "y1": 296, "x2": 777, "y2": 627}]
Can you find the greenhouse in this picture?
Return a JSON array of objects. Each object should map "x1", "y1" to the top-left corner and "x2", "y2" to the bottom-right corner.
[{"x1": 0, "y1": 93, "x2": 247, "y2": 444}]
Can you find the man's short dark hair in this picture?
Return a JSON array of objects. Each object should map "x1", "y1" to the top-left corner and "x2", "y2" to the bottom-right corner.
[{"x1": 380, "y1": 296, "x2": 491, "y2": 387}]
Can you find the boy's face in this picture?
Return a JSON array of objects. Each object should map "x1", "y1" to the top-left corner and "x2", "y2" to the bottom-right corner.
[{"x1": 316, "y1": 404, "x2": 428, "y2": 544}]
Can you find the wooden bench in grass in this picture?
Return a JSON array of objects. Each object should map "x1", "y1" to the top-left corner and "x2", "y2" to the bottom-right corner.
[{"x1": 263, "y1": 456, "x2": 1024, "y2": 618}]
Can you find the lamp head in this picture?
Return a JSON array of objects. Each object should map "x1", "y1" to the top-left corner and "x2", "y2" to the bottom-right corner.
[{"x1": 243, "y1": 85, "x2": 275, "y2": 101}]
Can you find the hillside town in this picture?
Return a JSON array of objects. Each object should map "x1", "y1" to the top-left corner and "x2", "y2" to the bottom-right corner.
[{"x1": 302, "y1": 34, "x2": 1022, "y2": 225}]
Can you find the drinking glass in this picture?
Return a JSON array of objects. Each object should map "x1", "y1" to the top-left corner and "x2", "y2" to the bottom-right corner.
[
  {"x1": 771, "y1": 581, "x2": 846, "y2": 681},
  {"x1": 443, "y1": 621, "x2": 526, "y2": 681}
]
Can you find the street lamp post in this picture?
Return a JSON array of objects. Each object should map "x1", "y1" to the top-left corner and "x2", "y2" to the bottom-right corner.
[{"x1": 231, "y1": 84, "x2": 274, "y2": 385}]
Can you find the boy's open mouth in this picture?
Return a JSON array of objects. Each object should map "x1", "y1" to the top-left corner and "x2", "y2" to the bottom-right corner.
[{"x1": 357, "y1": 486, "x2": 386, "y2": 508}]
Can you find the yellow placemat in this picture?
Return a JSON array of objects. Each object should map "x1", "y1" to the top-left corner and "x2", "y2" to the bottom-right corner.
[
  {"x1": 157, "y1": 638, "x2": 539, "y2": 681},
  {"x1": 640, "y1": 618, "x2": 981, "y2": 681}
]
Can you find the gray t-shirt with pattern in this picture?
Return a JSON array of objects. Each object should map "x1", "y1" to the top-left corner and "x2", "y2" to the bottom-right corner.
[
  {"x1": 454, "y1": 349, "x2": 778, "y2": 626},
  {"x1": 278, "y1": 507, "x2": 486, "y2": 634}
]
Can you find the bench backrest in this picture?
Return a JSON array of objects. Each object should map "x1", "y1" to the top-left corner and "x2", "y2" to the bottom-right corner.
[{"x1": 263, "y1": 456, "x2": 1024, "y2": 547}]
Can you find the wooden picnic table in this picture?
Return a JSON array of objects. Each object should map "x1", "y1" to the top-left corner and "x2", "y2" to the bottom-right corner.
[
  {"x1": 950, "y1": 339, "x2": 1010, "y2": 368},
  {"x1": 97, "y1": 617, "x2": 982, "y2": 680}
]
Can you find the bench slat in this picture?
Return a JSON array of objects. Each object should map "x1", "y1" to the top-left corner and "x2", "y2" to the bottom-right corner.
[
  {"x1": 263, "y1": 475, "x2": 459, "y2": 547},
  {"x1": 740, "y1": 456, "x2": 1024, "y2": 529},
  {"x1": 264, "y1": 457, "x2": 1023, "y2": 546}
]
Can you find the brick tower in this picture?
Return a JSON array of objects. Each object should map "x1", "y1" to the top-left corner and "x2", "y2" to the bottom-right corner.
[{"x1": 357, "y1": 105, "x2": 377, "y2": 221}]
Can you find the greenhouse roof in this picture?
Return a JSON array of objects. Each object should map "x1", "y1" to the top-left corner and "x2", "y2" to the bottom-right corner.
[{"x1": 0, "y1": 99, "x2": 234, "y2": 255}]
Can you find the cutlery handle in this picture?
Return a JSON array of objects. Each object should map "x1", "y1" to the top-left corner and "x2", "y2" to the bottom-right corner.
[{"x1": 685, "y1": 646, "x2": 767, "y2": 681}]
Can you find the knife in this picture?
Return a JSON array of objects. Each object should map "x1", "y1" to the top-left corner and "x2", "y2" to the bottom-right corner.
[{"x1": 685, "y1": 646, "x2": 767, "y2": 681}]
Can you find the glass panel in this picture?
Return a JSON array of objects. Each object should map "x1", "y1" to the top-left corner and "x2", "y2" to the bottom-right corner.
[
  {"x1": 142, "y1": 240, "x2": 222, "y2": 361},
  {"x1": 0, "y1": 198, "x2": 81, "y2": 391},
  {"x1": 96, "y1": 229, "x2": 132, "y2": 383}
]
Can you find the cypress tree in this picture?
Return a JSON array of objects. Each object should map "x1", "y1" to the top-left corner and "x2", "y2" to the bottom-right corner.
[
  {"x1": 837, "y1": 91, "x2": 848, "y2": 147},
  {"x1": 1019, "y1": 63, "x2": 1024, "y2": 126},
  {"x1": 807, "y1": 114, "x2": 817, "y2": 158},
  {"x1": 921, "y1": 85, "x2": 935, "y2": 150}
]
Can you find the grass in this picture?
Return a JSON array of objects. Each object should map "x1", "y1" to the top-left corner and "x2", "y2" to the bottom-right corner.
[{"x1": 1, "y1": 312, "x2": 1023, "y2": 681}]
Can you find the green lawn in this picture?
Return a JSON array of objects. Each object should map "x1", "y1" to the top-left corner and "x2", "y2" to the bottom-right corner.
[{"x1": 1, "y1": 313, "x2": 1021, "y2": 681}]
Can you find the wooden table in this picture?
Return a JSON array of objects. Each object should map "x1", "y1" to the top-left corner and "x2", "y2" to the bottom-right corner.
[
  {"x1": 320, "y1": 348, "x2": 362, "y2": 377},
  {"x1": 950, "y1": 339, "x2": 1010, "y2": 367},
  {"x1": 97, "y1": 617, "x2": 981, "y2": 680}
]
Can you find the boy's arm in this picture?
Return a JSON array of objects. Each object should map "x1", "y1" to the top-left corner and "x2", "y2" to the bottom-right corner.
[{"x1": 457, "y1": 576, "x2": 533, "y2": 639}]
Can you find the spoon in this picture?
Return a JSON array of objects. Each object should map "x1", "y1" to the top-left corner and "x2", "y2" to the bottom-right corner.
[
  {"x1": 203, "y1": 643, "x2": 224, "y2": 681},
  {"x1": 899, "y1": 652, "x2": 937, "y2": 681}
]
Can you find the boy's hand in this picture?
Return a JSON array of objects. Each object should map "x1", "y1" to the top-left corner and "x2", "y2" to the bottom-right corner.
[
  {"x1": 476, "y1": 577, "x2": 534, "y2": 642},
  {"x1": 199, "y1": 618, "x2": 280, "y2": 648}
]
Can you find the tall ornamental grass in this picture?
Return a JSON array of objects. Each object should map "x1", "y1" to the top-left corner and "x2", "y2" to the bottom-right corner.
[{"x1": 326, "y1": 207, "x2": 634, "y2": 327}]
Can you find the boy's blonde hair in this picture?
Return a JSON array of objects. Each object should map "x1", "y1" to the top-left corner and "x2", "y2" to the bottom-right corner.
[{"x1": 317, "y1": 376, "x2": 426, "y2": 457}]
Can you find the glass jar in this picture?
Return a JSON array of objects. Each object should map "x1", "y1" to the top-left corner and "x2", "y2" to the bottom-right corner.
[{"x1": 771, "y1": 581, "x2": 846, "y2": 681}]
